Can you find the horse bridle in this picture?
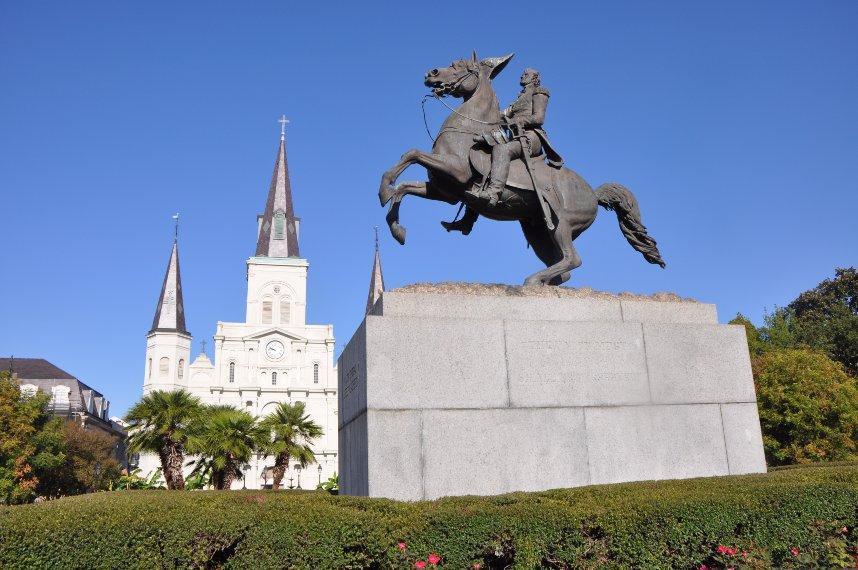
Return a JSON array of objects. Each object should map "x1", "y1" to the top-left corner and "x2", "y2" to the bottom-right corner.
[{"x1": 422, "y1": 67, "x2": 501, "y2": 142}]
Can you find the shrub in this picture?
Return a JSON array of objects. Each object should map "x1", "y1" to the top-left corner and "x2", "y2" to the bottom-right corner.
[
  {"x1": 753, "y1": 349, "x2": 858, "y2": 466},
  {"x1": 0, "y1": 464, "x2": 855, "y2": 569}
]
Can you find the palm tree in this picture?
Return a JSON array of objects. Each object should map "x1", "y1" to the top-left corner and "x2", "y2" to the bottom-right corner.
[
  {"x1": 125, "y1": 389, "x2": 202, "y2": 490},
  {"x1": 188, "y1": 406, "x2": 265, "y2": 490},
  {"x1": 259, "y1": 401, "x2": 323, "y2": 490}
]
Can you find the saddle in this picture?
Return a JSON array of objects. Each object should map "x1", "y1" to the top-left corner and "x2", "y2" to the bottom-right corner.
[{"x1": 468, "y1": 146, "x2": 558, "y2": 192}]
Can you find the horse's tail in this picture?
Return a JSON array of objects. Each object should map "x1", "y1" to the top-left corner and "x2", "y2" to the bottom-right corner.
[{"x1": 595, "y1": 182, "x2": 666, "y2": 268}]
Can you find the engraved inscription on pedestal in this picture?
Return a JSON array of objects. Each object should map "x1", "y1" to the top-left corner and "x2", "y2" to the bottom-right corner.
[{"x1": 506, "y1": 321, "x2": 650, "y2": 407}]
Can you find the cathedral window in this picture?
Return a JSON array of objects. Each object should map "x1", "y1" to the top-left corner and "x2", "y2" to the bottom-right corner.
[
  {"x1": 178, "y1": 359, "x2": 185, "y2": 379},
  {"x1": 229, "y1": 362, "x2": 235, "y2": 382},
  {"x1": 159, "y1": 357, "x2": 169, "y2": 377},
  {"x1": 262, "y1": 299, "x2": 273, "y2": 324},
  {"x1": 271, "y1": 371, "x2": 277, "y2": 386},
  {"x1": 148, "y1": 358, "x2": 152, "y2": 379},
  {"x1": 279, "y1": 298, "x2": 291, "y2": 324},
  {"x1": 313, "y1": 362, "x2": 319, "y2": 384},
  {"x1": 273, "y1": 211, "x2": 285, "y2": 240}
]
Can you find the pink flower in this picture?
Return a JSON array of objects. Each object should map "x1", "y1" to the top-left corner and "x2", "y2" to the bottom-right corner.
[
  {"x1": 428, "y1": 553, "x2": 441, "y2": 565},
  {"x1": 415, "y1": 562, "x2": 426, "y2": 569},
  {"x1": 790, "y1": 547, "x2": 799, "y2": 557},
  {"x1": 727, "y1": 547, "x2": 737, "y2": 556},
  {"x1": 716, "y1": 545, "x2": 727, "y2": 554},
  {"x1": 698, "y1": 565, "x2": 709, "y2": 570},
  {"x1": 741, "y1": 551, "x2": 748, "y2": 558},
  {"x1": 397, "y1": 542, "x2": 407, "y2": 551},
  {"x1": 473, "y1": 564, "x2": 482, "y2": 570}
]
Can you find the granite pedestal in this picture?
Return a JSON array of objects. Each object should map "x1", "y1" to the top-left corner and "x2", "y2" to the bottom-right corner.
[{"x1": 338, "y1": 287, "x2": 766, "y2": 501}]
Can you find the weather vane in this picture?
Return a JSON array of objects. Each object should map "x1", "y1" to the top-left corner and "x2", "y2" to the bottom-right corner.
[
  {"x1": 172, "y1": 212, "x2": 180, "y2": 242},
  {"x1": 200, "y1": 339, "x2": 207, "y2": 355},
  {"x1": 374, "y1": 225, "x2": 379, "y2": 250},
  {"x1": 278, "y1": 115, "x2": 290, "y2": 141}
]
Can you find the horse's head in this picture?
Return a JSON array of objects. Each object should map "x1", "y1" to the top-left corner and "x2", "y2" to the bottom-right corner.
[{"x1": 424, "y1": 51, "x2": 514, "y2": 98}]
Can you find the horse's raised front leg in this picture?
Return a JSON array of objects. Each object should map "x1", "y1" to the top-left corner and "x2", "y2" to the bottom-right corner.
[
  {"x1": 379, "y1": 149, "x2": 469, "y2": 206},
  {"x1": 386, "y1": 180, "x2": 454, "y2": 244}
]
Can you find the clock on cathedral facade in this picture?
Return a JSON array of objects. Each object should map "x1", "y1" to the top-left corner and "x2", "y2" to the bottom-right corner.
[{"x1": 140, "y1": 123, "x2": 338, "y2": 490}]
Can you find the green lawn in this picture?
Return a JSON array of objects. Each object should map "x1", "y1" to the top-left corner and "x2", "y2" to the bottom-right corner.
[{"x1": 1, "y1": 463, "x2": 856, "y2": 569}]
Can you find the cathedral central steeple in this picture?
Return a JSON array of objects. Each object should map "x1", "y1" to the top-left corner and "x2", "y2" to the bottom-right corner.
[{"x1": 255, "y1": 116, "x2": 300, "y2": 258}]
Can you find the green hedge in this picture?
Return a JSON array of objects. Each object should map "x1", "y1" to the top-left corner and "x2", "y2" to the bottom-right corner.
[{"x1": 1, "y1": 464, "x2": 855, "y2": 569}]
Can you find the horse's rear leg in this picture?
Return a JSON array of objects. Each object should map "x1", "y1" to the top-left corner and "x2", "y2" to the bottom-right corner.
[
  {"x1": 520, "y1": 221, "x2": 562, "y2": 277},
  {"x1": 522, "y1": 220, "x2": 582, "y2": 286}
]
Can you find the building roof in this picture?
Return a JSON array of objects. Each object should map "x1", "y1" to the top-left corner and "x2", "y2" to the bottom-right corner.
[
  {"x1": 1, "y1": 357, "x2": 118, "y2": 430},
  {"x1": 150, "y1": 240, "x2": 189, "y2": 335},
  {"x1": 255, "y1": 130, "x2": 300, "y2": 258},
  {"x1": 0, "y1": 357, "x2": 75, "y2": 379},
  {"x1": 366, "y1": 233, "x2": 385, "y2": 315}
]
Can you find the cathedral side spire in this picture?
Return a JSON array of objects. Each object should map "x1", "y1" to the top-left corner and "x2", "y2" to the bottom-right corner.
[
  {"x1": 255, "y1": 116, "x2": 300, "y2": 258},
  {"x1": 150, "y1": 237, "x2": 189, "y2": 335},
  {"x1": 365, "y1": 227, "x2": 385, "y2": 315}
]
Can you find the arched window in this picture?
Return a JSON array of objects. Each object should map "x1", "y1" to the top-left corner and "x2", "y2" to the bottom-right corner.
[
  {"x1": 273, "y1": 211, "x2": 285, "y2": 240},
  {"x1": 148, "y1": 358, "x2": 152, "y2": 379},
  {"x1": 313, "y1": 362, "x2": 319, "y2": 384},
  {"x1": 159, "y1": 357, "x2": 169, "y2": 377},
  {"x1": 261, "y1": 298, "x2": 273, "y2": 324},
  {"x1": 229, "y1": 362, "x2": 235, "y2": 383},
  {"x1": 279, "y1": 298, "x2": 291, "y2": 324},
  {"x1": 178, "y1": 359, "x2": 185, "y2": 379},
  {"x1": 271, "y1": 371, "x2": 277, "y2": 386}
]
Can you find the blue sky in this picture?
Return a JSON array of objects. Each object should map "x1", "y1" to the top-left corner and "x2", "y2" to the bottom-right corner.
[{"x1": 1, "y1": 2, "x2": 856, "y2": 415}]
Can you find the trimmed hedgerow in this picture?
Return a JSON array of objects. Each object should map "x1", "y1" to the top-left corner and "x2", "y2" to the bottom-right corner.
[{"x1": 0, "y1": 464, "x2": 855, "y2": 569}]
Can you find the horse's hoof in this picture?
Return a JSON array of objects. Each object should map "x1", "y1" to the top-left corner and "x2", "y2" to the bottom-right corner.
[
  {"x1": 523, "y1": 277, "x2": 546, "y2": 287},
  {"x1": 379, "y1": 184, "x2": 394, "y2": 206},
  {"x1": 391, "y1": 223, "x2": 406, "y2": 245}
]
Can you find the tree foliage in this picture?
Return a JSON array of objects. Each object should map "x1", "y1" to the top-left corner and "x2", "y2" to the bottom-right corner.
[
  {"x1": 753, "y1": 348, "x2": 857, "y2": 465},
  {"x1": 0, "y1": 372, "x2": 65, "y2": 504},
  {"x1": 786, "y1": 267, "x2": 857, "y2": 375},
  {"x1": 730, "y1": 267, "x2": 857, "y2": 467},
  {"x1": 258, "y1": 401, "x2": 322, "y2": 490},
  {"x1": 38, "y1": 422, "x2": 122, "y2": 497},
  {"x1": 188, "y1": 406, "x2": 266, "y2": 490},
  {"x1": 125, "y1": 389, "x2": 202, "y2": 490}
]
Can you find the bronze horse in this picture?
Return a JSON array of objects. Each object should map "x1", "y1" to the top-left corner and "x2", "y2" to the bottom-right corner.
[{"x1": 379, "y1": 52, "x2": 665, "y2": 286}]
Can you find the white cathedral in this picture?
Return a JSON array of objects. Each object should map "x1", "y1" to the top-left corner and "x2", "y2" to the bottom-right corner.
[{"x1": 139, "y1": 123, "x2": 347, "y2": 490}]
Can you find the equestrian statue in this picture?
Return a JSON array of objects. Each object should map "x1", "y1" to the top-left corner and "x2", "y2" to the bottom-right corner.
[{"x1": 379, "y1": 52, "x2": 665, "y2": 286}]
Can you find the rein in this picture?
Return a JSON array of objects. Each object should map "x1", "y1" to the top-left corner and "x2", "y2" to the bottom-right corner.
[{"x1": 421, "y1": 71, "x2": 501, "y2": 143}]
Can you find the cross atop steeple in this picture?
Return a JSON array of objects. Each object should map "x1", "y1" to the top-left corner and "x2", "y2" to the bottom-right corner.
[
  {"x1": 172, "y1": 213, "x2": 180, "y2": 243},
  {"x1": 278, "y1": 115, "x2": 290, "y2": 141}
]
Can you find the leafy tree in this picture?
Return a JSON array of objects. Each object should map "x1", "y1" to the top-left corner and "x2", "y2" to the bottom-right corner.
[
  {"x1": 39, "y1": 421, "x2": 122, "y2": 497},
  {"x1": 259, "y1": 401, "x2": 322, "y2": 490},
  {"x1": 125, "y1": 390, "x2": 203, "y2": 490},
  {"x1": 188, "y1": 406, "x2": 265, "y2": 490},
  {"x1": 0, "y1": 371, "x2": 65, "y2": 504},
  {"x1": 785, "y1": 267, "x2": 857, "y2": 374},
  {"x1": 753, "y1": 348, "x2": 857, "y2": 465}
]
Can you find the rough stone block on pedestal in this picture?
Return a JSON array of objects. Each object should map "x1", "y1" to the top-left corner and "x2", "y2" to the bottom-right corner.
[{"x1": 339, "y1": 286, "x2": 767, "y2": 501}]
